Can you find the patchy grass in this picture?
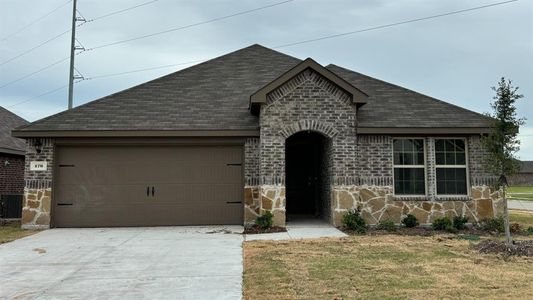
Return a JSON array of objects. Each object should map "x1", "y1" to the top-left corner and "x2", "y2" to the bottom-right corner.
[
  {"x1": 508, "y1": 186, "x2": 533, "y2": 201},
  {"x1": 510, "y1": 210, "x2": 533, "y2": 228},
  {"x1": 0, "y1": 221, "x2": 38, "y2": 244},
  {"x1": 243, "y1": 235, "x2": 533, "y2": 299}
]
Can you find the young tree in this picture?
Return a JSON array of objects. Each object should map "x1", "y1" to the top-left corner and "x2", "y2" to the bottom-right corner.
[{"x1": 483, "y1": 77, "x2": 525, "y2": 246}]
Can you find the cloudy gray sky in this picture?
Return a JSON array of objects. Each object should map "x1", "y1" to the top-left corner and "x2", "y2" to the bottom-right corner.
[{"x1": 1, "y1": 0, "x2": 532, "y2": 157}]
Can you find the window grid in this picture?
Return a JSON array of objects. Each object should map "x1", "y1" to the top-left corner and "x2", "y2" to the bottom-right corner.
[
  {"x1": 393, "y1": 138, "x2": 426, "y2": 196},
  {"x1": 435, "y1": 138, "x2": 468, "y2": 196}
]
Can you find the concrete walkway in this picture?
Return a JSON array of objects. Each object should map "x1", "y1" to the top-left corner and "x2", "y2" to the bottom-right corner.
[
  {"x1": 245, "y1": 218, "x2": 347, "y2": 241},
  {"x1": 509, "y1": 200, "x2": 533, "y2": 211},
  {"x1": 0, "y1": 226, "x2": 243, "y2": 300}
]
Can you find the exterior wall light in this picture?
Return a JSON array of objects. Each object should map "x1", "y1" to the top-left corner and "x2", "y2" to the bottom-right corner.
[{"x1": 34, "y1": 139, "x2": 43, "y2": 154}]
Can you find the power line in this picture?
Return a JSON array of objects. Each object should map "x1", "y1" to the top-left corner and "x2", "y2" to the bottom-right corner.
[
  {"x1": 1, "y1": 0, "x2": 72, "y2": 42},
  {"x1": 84, "y1": 0, "x2": 520, "y2": 79},
  {"x1": 6, "y1": 0, "x2": 519, "y2": 107},
  {"x1": 0, "y1": 56, "x2": 70, "y2": 89},
  {"x1": 0, "y1": 51, "x2": 86, "y2": 89},
  {"x1": 85, "y1": 0, "x2": 159, "y2": 23},
  {"x1": 6, "y1": 78, "x2": 84, "y2": 108},
  {"x1": 0, "y1": 0, "x2": 153, "y2": 67},
  {"x1": 6, "y1": 84, "x2": 69, "y2": 108},
  {"x1": 0, "y1": 29, "x2": 71, "y2": 67},
  {"x1": 85, "y1": 0, "x2": 294, "y2": 51},
  {"x1": 85, "y1": 59, "x2": 205, "y2": 80},
  {"x1": 273, "y1": 0, "x2": 519, "y2": 48}
]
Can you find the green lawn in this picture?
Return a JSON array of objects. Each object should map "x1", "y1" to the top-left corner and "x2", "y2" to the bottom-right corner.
[
  {"x1": 507, "y1": 186, "x2": 533, "y2": 201},
  {"x1": 0, "y1": 221, "x2": 38, "y2": 244},
  {"x1": 510, "y1": 210, "x2": 533, "y2": 228}
]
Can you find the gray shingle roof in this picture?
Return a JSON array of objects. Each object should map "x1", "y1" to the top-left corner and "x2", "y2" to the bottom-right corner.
[
  {"x1": 326, "y1": 64, "x2": 493, "y2": 129},
  {"x1": 519, "y1": 161, "x2": 533, "y2": 173},
  {"x1": 16, "y1": 45, "x2": 300, "y2": 132},
  {"x1": 0, "y1": 106, "x2": 28, "y2": 154},
  {"x1": 15, "y1": 44, "x2": 492, "y2": 135}
]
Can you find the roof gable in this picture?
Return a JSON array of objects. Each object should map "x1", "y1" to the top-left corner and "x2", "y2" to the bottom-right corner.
[
  {"x1": 0, "y1": 106, "x2": 28, "y2": 154},
  {"x1": 249, "y1": 58, "x2": 367, "y2": 115}
]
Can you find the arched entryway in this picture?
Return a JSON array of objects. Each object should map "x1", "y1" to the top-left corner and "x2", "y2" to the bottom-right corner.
[{"x1": 285, "y1": 131, "x2": 332, "y2": 222}]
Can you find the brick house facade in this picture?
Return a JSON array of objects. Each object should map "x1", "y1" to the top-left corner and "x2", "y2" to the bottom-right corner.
[
  {"x1": 0, "y1": 106, "x2": 28, "y2": 219},
  {"x1": 0, "y1": 154, "x2": 25, "y2": 196},
  {"x1": 13, "y1": 45, "x2": 503, "y2": 229}
]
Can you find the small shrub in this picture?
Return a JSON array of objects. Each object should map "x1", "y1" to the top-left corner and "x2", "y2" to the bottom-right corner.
[
  {"x1": 453, "y1": 216, "x2": 469, "y2": 230},
  {"x1": 401, "y1": 214, "x2": 419, "y2": 228},
  {"x1": 376, "y1": 219, "x2": 397, "y2": 232},
  {"x1": 526, "y1": 227, "x2": 533, "y2": 235},
  {"x1": 476, "y1": 217, "x2": 505, "y2": 233},
  {"x1": 342, "y1": 209, "x2": 367, "y2": 234},
  {"x1": 432, "y1": 217, "x2": 452, "y2": 231},
  {"x1": 510, "y1": 222, "x2": 522, "y2": 233},
  {"x1": 445, "y1": 224, "x2": 458, "y2": 234},
  {"x1": 255, "y1": 211, "x2": 273, "y2": 229}
]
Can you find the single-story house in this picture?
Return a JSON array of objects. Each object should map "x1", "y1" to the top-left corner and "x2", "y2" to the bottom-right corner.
[
  {"x1": 509, "y1": 161, "x2": 533, "y2": 186},
  {"x1": 13, "y1": 44, "x2": 503, "y2": 229},
  {"x1": 1, "y1": 106, "x2": 28, "y2": 218}
]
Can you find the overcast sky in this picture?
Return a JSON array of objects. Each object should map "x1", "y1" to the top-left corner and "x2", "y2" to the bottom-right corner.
[{"x1": 1, "y1": 0, "x2": 532, "y2": 158}]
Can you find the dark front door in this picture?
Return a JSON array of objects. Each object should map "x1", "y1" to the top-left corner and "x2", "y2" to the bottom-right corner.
[{"x1": 285, "y1": 132, "x2": 327, "y2": 217}]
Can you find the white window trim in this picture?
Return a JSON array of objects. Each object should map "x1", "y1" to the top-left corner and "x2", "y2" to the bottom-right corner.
[
  {"x1": 392, "y1": 137, "x2": 428, "y2": 197},
  {"x1": 434, "y1": 137, "x2": 470, "y2": 197}
]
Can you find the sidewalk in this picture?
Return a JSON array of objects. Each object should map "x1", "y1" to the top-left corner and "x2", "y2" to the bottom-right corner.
[{"x1": 508, "y1": 200, "x2": 533, "y2": 211}]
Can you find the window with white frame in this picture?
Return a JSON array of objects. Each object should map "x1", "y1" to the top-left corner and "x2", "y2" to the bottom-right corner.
[
  {"x1": 435, "y1": 139, "x2": 468, "y2": 195},
  {"x1": 393, "y1": 139, "x2": 426, "y2": 195}
]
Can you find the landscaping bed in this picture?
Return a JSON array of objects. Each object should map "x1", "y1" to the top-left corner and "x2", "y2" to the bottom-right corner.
[
  {"x1": 475, "y1": 239, "x2": 533, "y2": 257},
  {"x1": 244, "y1": 225, "x2": 287, "y2": 234}
]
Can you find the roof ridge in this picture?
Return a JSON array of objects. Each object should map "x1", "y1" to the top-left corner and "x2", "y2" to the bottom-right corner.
[{"x1": 326, "y1": 63, "x2": 494, "y2": 122}]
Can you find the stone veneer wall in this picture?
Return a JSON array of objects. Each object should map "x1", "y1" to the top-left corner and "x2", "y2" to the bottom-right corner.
[
  {"x1": 331, "y1": 185, "x2": 503, "y2": 226},
  {"x1": 21, "y1": 138, "x2": 54, "y2": 229}
]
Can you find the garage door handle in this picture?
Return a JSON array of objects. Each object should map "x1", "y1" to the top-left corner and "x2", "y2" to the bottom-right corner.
[
  {"x1": 152, "y1": 186, "x2": 155, "y2": 196},
  {"x1": 226, "y1": 201, "x2": 242, "y2": 204},
  {"x1": 146, "y1": 187, "x2": 150, "y2": 197}
]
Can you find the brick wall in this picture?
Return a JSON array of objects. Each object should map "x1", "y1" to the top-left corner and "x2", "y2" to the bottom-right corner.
[
  {"x1": 355, "y1": 135, "x2": 393, "y2": 186},
  {"x1": 468, "y1": 135, "x2": 497, "y2": 185},
  {"x1": 0, "y1": 153, "x2": 25, "y2": 195},
  {"x1": 244, "y1": 138, "x2": 260, "y2": 185},
  {"x1": 259, "y1": 68, "x2": 357, "y2": 185}
]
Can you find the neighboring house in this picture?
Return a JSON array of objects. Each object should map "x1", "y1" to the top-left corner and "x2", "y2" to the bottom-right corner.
[
  {"x1": 0, "y1": 106, "x2": 28, "y2": 218},
  {"x1": 13, "y1": 45, "x2": 503, "y2": 229},
  {"x1": 509, "y1": 161, "x2": 533, "y2": 186}
]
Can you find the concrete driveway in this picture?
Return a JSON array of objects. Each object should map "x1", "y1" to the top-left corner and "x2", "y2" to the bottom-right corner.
[{"x1": 0, "y1": 226, "x2": 244, "y2": 299}]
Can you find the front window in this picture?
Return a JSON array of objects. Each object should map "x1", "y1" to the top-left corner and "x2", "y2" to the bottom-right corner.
[
  {"x1": 393, "y1": 139, "x2": 426, "y2": 195},
  {"x1": 435, "y1": 139, "x2": 468, "y2": 195}
]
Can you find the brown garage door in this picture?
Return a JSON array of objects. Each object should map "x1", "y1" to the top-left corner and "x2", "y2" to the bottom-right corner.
[{"x1": 53, "y1": 145, "x2": 243, "y2": 227}]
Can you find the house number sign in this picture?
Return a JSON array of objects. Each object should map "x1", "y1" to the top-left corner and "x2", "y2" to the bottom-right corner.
[{"x1": 30, "y1": 161, "x2": 47, "y2": 171}]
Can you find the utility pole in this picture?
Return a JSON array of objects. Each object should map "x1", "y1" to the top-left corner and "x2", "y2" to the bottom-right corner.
[
  {"x1": 67, "y1": 0, "x2": 77, "y2": 110},
  {"x1": 67, "y1": 0, "x2": 86, "y2": 109}
]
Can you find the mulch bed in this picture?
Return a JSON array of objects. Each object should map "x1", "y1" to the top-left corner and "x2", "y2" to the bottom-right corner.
[
  {"x1": 475, "y1": 240, "x2": 533, "y2": 257},
  {"x1": 343, "y1": 226, "x2": 530, "y2": 237},
  {"x1": 343, "y1": 227, "x2": 491, "y2": 236},
  {"x1": 244, "y1": 225, "x2": 287, "y2": 234}
]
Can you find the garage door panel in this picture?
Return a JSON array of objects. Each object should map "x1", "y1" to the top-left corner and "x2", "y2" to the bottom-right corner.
[{"x1": 54, "y1": 145, "x2": 243, "y2": 227}]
